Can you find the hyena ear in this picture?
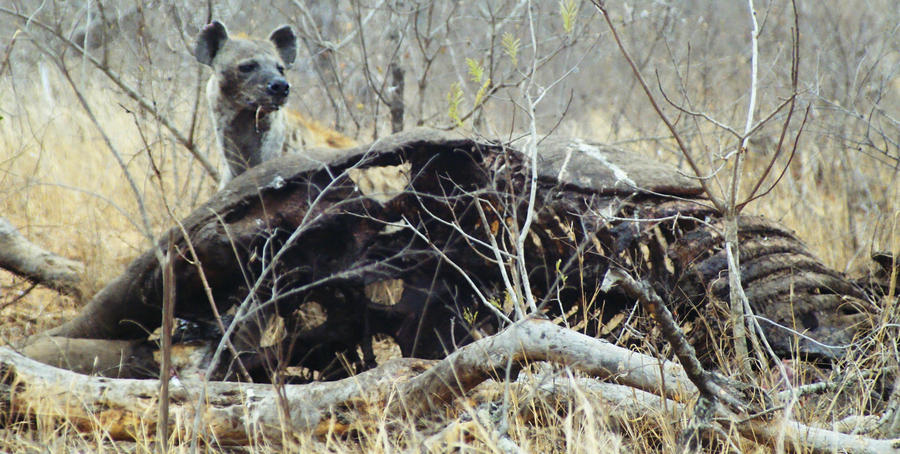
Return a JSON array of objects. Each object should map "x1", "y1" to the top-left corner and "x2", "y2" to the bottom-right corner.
[
  {"x1": 195, "y1": 21, "x2": 229, "y2": 66},
  {"x1": 269, "y1": 25, "x2": 297, "y2": 69}
]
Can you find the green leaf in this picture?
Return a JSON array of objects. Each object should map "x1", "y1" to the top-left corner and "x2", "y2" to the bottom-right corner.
[
  {"x1": 473, "y1": 78, "x2": 491, "y2": 107},
  {"x1": 446, "y1": 82, "x2": 464, "y2": 127},
  {"x1": 502, "y1": 32, "x2": 520, "y2": 66},
  {"x1": 559, "y1": 0, "x2": 578, "y2": 34},
  {"x1": 463, "y1": 307, "x2": 479, "y2": 325},
  {"x1": 466, "y1": 57, "x2": 484, "y2": 83}
]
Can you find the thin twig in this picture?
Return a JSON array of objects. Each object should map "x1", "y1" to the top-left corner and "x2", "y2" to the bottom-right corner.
[
  {"x1": 591, "y1": 1, "x2": 724, "y2": 212},
  {"x1": 28, "y1": 37, "x2": 156, "y2": 245},
  {"x1": 0, "y1": 7, "x2": 220, "y2": 183},
  {"x1": 157, "y1": 233, "x2": 175, "y2": 452}
]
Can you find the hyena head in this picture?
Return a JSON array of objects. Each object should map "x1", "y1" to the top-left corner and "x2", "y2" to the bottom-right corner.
[{"x1": 195, "y1": 21, "x2": 298, "y2": 186}]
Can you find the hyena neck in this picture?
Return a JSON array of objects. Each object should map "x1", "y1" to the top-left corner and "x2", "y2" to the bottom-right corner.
[{"x1": 209, "y1": 97, "x2": 286, "y2": 183}]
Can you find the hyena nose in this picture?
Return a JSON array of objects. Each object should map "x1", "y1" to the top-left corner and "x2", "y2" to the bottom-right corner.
[{"x1": 267, "y1": 78, "x2": 290, "y2": 98}]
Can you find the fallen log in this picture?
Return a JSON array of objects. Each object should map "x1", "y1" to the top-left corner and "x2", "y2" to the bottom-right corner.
[
  {"x1": 24, "y1": 129, "x2": 871, "y2": 380},
  {"x1": 4, "y1": 320, "x2": 897, "y2": 452},
  {"x1": 0, "y1": 216, "x2": 83, "y2": 299},
  {"x1": 0, "y1": 344, "x2": 429, "y2": 443}
]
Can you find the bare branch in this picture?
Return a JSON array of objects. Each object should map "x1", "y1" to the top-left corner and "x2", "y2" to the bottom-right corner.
[
  {"x1": 7, "y1": 321, "x2": 898, "y2": 453},
  {"x1": 0, "y1": 7, "x2": 221, "y2": 183},
  {"x1": 0, "y1": 217, "x2": 82, "y2": 298},
  {"x1": 590, "y1": 1, "x2": 724, "y2": 212}
]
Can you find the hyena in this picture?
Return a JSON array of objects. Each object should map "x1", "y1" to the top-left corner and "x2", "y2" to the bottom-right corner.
[
  {"x1": 196, "y1": 21, "x2": 355, "y2": 189},
  {"x1": 195, "y1": 21, "x2": 295, "y2": 186}
]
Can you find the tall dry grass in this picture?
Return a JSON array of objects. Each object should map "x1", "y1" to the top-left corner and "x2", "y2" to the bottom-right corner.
[{"x1": 0, "y1": 0, "x2": 898, "y2": 451}]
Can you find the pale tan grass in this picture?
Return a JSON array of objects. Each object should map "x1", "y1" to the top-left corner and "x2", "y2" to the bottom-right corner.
[{"x1": 1, "y1": 77, "x2": 216, "y2": 332}]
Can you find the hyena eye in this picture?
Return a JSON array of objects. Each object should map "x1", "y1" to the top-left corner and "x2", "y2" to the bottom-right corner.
[
  {"x1": 276, "y1": 65, "x2": 285, "y2": 75},
  {"x1": 238, "y1": 62, "x2": 259, "y2": 73}
]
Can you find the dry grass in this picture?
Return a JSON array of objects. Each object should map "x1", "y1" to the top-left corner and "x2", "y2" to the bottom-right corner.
[{"x1": 1, "y1": 0, "x2": 899, "y2": 452}]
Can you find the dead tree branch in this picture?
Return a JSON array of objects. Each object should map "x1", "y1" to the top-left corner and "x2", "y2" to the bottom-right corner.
[
  {"x1": 4, "y1": 320, "x2": 897, "y2": 452},
  {"x1": 601, "y1": 268, "x2": 750, "y2": 413},
  {"x1": 0, "y1": 217, "x2": 82, "y2": 299}
]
